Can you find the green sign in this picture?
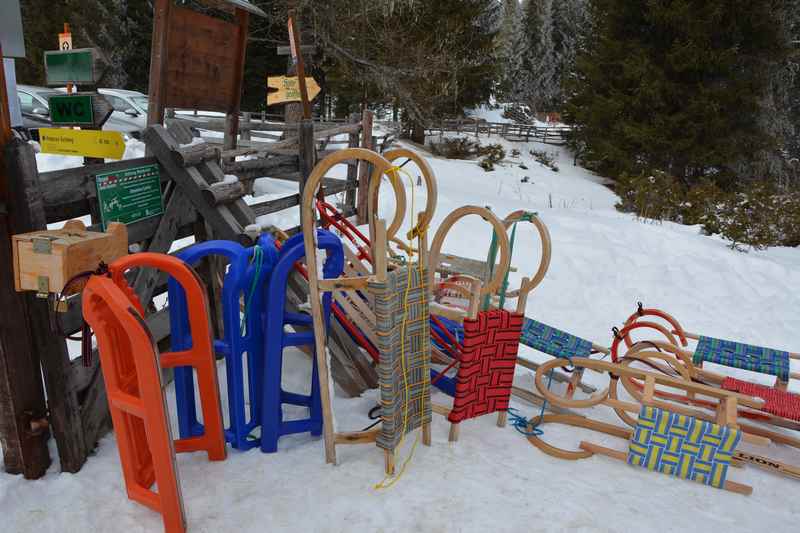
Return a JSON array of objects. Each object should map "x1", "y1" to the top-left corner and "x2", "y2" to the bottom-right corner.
[
  {"x1": 96, "y1": 164, "x2": 165, "y2": 230},
  {"x1": 49, "y1": 95, "x2": 94, "y2": 125},
  {"x1": 44, "y1": 48, "x2": 96, "y2": 86}
]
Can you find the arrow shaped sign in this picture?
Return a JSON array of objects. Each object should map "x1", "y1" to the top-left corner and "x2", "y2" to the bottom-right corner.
[{"x1": 267, "y1": 76, "x2": 321, "y2": 106}]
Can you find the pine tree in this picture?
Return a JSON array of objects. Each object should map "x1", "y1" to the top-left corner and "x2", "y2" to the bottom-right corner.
[{"x1": 566, "y1": 0, "x2": 794, "y2": 186}]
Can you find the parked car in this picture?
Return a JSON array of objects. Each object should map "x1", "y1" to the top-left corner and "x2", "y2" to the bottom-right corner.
[
  {"x1": 98, "y1": 88, "x2": 149, "y2": 136},
  {"x1": 17, "y1": 84, "x2": 59, "y2": 133}
]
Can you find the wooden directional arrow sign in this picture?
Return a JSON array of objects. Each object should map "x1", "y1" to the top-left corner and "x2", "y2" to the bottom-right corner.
[
  {"x1": 39, "y1": 128, "x2": 126, "y2": 160},
  {"x1": 49, "y1": 93, "x2": 113, "y2": 128},
  {"x1": 267, "y1": 76, "x2": 321, "y2": 106}
]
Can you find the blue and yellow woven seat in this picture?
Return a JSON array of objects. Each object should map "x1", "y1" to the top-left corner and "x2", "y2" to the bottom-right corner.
[
  {"x1": 520, "y1": 318, "x2": 594, "y2": 359},
  {"x1": 693, "y1": 336, "x2": 791, "y2": 383},
  {"x1": 628, "y1": 405, "x2": 741, "y2": 489}
]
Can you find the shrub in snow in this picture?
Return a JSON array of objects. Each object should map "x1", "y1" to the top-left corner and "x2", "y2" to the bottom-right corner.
[{"x1": 429, "y1": 137, "x2": 480, "y2": 159}]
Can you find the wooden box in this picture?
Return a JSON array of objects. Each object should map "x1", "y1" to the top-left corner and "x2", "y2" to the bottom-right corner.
[{"x1": 12, "y1": 220, "x2": 128, "y2": 294}]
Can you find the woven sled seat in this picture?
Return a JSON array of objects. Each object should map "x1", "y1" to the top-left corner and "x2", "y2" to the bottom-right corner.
[
  {"x1": 520, "y1": 318, "x2": 594, "y2": 359},
  {"x1": 722, "y1": 377, "x2": 800, "y2": 421},
  {"x1": 628, "y1": 405, "x2": 741, "y2": 489},
  {"x1": 693, "y1": 336, "x2": 791, "y2": 383}
]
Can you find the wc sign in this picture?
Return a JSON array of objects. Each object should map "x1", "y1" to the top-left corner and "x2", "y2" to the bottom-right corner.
[{"x1": 49, "y1": 94, "x2": 94, "y2": 125}]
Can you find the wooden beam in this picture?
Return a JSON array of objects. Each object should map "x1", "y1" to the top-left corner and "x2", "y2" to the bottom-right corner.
[
  {"x1": 147, "y1": 0, "x2": 171, "y2": 127},
  {"x1": 0, "y1": 71, "x2": 51, "y2": 477},
  {"x1": 223, "y1": 8, "x2": 250, "y2": 152},
  {"x1": 356, "y1": 110, "x2": 374, "y2": 224}
]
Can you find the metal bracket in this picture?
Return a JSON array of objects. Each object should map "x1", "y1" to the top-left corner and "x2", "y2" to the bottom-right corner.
[
  {"x1": 32, "y1": 236, "x2": 56, "y2": 254},
  {"x1": 36, "y1": 276, "x2": 50, "y2": 297}
]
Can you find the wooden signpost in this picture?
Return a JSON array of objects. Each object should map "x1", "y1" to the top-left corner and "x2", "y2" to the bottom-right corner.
[
  {"x1": 39, "y1": 128, "x2": 126, "y2": 160},
  {"x1": 288, "y1": 15, "x2": 312, "y2": 120},
  {"x1": 267, "y1": 76, "x2": 321, "y2": 106}
]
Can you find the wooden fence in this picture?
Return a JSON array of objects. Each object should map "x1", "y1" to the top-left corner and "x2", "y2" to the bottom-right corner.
[
  {"x1": 426, "y1": 118, "x2": 570, "y2": 145},
  {"x1": 0, "y1": 110, "x2": 380, "y2": 478}
]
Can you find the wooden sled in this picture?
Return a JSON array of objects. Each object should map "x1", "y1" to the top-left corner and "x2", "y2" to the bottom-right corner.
[
  {"x1": 528, "y1": 356, "x2": 800, "y2": 486},
  {"x1": 302, "y1": 148, "x2": 434, "y2": 474},
  {"x1": 608, "y1": 305, "x2": 800, "y2": 432}
]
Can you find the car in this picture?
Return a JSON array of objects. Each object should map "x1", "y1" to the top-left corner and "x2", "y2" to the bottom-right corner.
[
  {"x1": 17, "y1": 84, "x2": 60, "y2": 131},
  {"x1": 98, "y1": 88, "x2": 149, "y2": 136}
]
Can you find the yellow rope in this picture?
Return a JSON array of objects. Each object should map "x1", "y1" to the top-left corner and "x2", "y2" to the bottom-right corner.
[{"x1": 374, "y1": 166, "x2": 428, "y2": 490}]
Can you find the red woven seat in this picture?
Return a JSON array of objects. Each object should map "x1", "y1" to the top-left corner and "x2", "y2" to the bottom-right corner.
[
  {"x1": 448, "y1": 310, "x2": 523, "y2": 423},
  {"x1": 722, "y1": 377, "x2": 800, "y2": 422}
]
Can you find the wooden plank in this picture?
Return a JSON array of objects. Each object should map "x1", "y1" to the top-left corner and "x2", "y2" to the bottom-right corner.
[
  {"x1": 144, "y1": 126, "x2": 246, "y2": 242},
  {"x1": 132, "y1": 186, "x2": 195, "y2": 306},
  {"x1": 298, "y1": 119, "x2": 316, "y2": 204},
  {"x1": 248, "y1": 179, "x2": 353, "y2": 217},
  {"x1": 356, "y1": 110, "x2": 373, "y2": 224},
  {"x1": 146, "y1": 0, "x2": 171, "y2": 127},
  {"x1": 223, "y1": 158, "x2": 300, "y2": 182},
  {"x1": 223, "y1": 8, "x2": 250, "y2": 152},
  {"x1": 164, "y1": 6, "x2": 241, "y2": 112}
]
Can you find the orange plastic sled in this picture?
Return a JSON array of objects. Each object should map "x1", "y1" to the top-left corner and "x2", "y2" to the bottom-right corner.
[{"x1": 83, "y1": 253, "x2": 226, "y2": 533}]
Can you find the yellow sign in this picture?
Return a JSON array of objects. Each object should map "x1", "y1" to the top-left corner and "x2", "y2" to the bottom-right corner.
[
  {"x1": 40, "y1": 128, "x2": 126, "y2": 160},
  {"x1": 267, "y1": 76, "x2": 321, "y2": 106}
]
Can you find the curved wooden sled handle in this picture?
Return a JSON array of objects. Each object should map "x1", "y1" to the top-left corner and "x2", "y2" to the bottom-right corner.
[
  {"x1": 501, "y1": 210, "x2": 552, "y2": 300},
  {"x1": 427, "y1": 206, "x2": 511, "y2": 298}
]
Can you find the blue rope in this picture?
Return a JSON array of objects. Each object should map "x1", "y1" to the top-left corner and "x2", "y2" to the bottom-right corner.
[
  {"x1": 240, "y1": 245, "x2": 263, "y2": 336},
  {"x1": 508, "y1": 354, "x2": 572, "y2": 437}
]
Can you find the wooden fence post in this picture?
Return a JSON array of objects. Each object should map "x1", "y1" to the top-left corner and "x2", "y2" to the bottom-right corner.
[
  {"x1": 298, "y1": 119, "x2": 316, "y2": 212},
  {"x1": 344, "y1": 112, "x2": 360, "y2": 213},
  {"x1": 0, "y1": 112, "x2": 51, "y2": 478},
  {"x1": 356, "y1": 110, "x2": 374, "y2": 225},
  {"x1": 4, "y1": 137, "x2": 100, "y2": 474},
  {"x1": 240, "y1": 112, "x2": 251, "y2": 142}
]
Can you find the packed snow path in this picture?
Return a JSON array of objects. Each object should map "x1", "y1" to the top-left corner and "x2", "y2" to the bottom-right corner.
[{"x1": 2, "y1": 135, "x2": 800, "y2": 532}]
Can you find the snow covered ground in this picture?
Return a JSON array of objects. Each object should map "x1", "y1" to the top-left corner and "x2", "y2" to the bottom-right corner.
[{"x1": 3, "y1": 132, "x2": 800, "y2": 532}]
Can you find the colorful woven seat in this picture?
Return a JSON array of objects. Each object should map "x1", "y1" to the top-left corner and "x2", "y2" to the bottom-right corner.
[
  {"x1": 371, "y1": 266, "x2": 432, "y2": 451},
  {"x1": 722, "y1": 377, "x2": 800, "y2": 422},
  {"x1": 693, "y1": 336, "x2": 791, "y2": 383},
  {"x1": 448, "y1": 310, "x2": 523, "y2": 423},
  {"x1": 628, "y1": 405, "x2": 741, "y2": 489},
  {"x1": 520, "y1": 318, "x2": 593, "y2": 359}
]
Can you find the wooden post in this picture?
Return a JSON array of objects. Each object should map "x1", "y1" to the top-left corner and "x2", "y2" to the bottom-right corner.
[
  {"x1": 146, "y1": 0, "x2": 172, "y2": 128},
  {"x1": 356, "y1": 110, "x2": 374, "y2": 224},
  {"x1": 288, "y1": 14, "x2": 312, "y2": 120},
  {"x1": 240, "y1": 112, "x2": 251, "y2": 142},
  {"x1": 298, "y1": 119, "x2": 316, "y2": 206},
  {"x1": 224, "y1": 9, "x2": 250, "y2": 153},
  {"x1": 5, "y1": 137, "x2": 105, "y2": 474},
  {"x1": 344, "y1": 112, "x2": 360, "y2": 212},
  {"x1": 0, "y1": 45, "x2": 52, "y2": 477}
]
